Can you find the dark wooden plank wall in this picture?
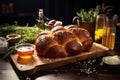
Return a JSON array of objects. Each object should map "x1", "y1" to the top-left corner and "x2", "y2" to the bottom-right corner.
[{"x1": 0, "y1": 0, "x2": 120, "y2": 26}]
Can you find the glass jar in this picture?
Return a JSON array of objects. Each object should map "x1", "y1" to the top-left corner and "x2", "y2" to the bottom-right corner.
[{"x1": 102, "y1": 14, "x2": 118, "y2": 50}]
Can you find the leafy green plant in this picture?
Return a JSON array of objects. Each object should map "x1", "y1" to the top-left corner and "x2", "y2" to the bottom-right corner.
[
  {"x1": 76, "y1": 6, "x2": 100, "y2": 22},
  {"x1": 0, "y1": 24, "x2": 43, "y2": 60}
]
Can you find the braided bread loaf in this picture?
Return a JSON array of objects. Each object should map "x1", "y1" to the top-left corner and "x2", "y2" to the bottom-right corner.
[{"x1": 35, "y1": 25, "x2": 93, "y2": 58}]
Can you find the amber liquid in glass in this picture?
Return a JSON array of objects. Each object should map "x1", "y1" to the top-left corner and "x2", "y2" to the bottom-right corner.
[
  {"x1": 109, "y1": 33, "x2": 115, "y2": 50},
  {"x1": 17, "y1": 46, "x2": 34, "y2": 59},
  {"x1": 102, "y1": 26, "x2": 115, "y2": 50}
]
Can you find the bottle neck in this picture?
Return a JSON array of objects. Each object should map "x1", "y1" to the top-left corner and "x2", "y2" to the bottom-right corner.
[{"x1": 38, "y1": 9, "x2": 44, "y2": 22}]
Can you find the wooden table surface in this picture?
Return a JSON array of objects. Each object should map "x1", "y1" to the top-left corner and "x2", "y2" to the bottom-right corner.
[
  {"x1": 8, "y1": 51, "x2": 120, "y2": 80},
  {"x1": 0, "y1": 59, "x2": 19, "y2": 80},
  {"x1": 1, "y1": 52, "x2": 120, "y2": 80},
  {"x1": 0, "y1": 26, "x2": 120, "y2": 80},
  {"x1": 7, "y1": 41, "x2": 120, "y2": 80}
]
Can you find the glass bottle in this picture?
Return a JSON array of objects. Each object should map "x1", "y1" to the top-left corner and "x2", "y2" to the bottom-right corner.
[
  {"x1": 37, "y1": 9, "x2": 45, "y2": 30},
  {"x1": 102, "y1": 14, "x2": 118, "y2": 50},
  {"x1": 95, "y1": 14, "x2": 106, "y2": 43}
]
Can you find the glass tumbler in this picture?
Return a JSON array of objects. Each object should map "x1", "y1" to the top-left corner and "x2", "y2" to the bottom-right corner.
[{"x1": 15, "y1": 43, "x2": 35, "y2": 64}]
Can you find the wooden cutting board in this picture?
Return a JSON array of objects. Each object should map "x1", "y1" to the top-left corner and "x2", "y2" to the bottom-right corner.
[{"x1": 9, "y1": 42, "x2": 110, "y2": 75}]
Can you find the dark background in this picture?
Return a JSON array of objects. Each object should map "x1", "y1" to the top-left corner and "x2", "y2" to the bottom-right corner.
[{"x1": 0, "y1": 0, "x2": 120, "y2": 26}]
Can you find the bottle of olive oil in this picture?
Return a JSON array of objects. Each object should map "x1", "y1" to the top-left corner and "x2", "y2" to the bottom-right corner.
[
  {"x1": 95, "y1": 14, "x2": 106, "y2": 43},
  {"x1": 37, "y1": 9, "x2": 45, "y2": 30}
]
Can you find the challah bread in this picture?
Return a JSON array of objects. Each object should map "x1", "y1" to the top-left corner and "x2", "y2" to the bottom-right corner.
[
  {"x1": 65, "y1": 25, "x2": 93, "y2": 51},
  {"x1": 35, "y1": 31, "x2": 67, "y2": 58},
  {"x1": 35, "y1": 25, "x2": 93, "y2": 58}
]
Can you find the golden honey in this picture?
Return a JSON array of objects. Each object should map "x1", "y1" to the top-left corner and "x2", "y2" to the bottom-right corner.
[
  {"x1": 15, "y1": 43, "x2": 34, "y2": 59},
  {"x1": 17, "y1": 46, "x2": 34, "y2": 59}
]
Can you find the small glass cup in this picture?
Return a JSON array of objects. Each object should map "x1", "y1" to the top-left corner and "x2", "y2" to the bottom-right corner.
[{"x1": 15, "y1": 43, "x2": 34, "y2": 64}]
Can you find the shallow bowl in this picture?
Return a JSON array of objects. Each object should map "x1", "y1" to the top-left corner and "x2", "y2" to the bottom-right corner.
[
  {"x1": 102, "y1": 55, "x2": 120, "y2": 70},
  {"x1": 6, "y1": 34, "x2": 21, "y2": 45}
]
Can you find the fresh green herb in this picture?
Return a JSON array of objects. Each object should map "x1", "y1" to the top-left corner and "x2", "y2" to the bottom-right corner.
[
  {"x1": 76, "y1": 6, "x2": 100, "y2": 22},
  {"x1": 0, "y1": 24, "x2": 43, "y2": 60}
]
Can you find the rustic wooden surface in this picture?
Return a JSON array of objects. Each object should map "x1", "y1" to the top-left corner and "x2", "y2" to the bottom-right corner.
[
  {"x1": 9, "y1": 42, "x2": 110, "y2": 75},
  {"x1": 0, "y1": 59, "x2": 19, "y2": 80}
]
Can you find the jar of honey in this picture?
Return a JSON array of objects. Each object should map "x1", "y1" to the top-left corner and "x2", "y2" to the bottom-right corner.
[{"x1": 15, "y1": 43, "x2": 34, "y2": 64}]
